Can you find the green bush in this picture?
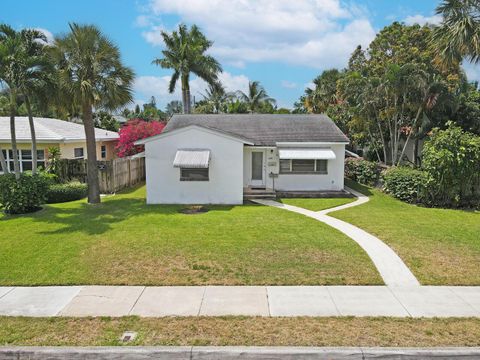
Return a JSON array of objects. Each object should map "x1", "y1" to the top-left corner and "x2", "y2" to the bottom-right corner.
[
  {"x1": 46, "y1": 181, "x2": 88, "y2": 203},
  {"x1": 382, "y1": 167, "x2": 427, "y2": 203},
  {"x1": 344, "y1": 158, "x2": 379, "y2": 186},
  {"x1": 0, "y1": 172, "x2": 49, "y2": 214},
  {"x1": 422, "y1": 123, "x2": 480, "y2": 208}
]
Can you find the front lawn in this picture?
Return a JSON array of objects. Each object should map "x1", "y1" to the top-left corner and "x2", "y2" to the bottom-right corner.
[
  {"x1": 280, "y1": 197, "x2": 355, "y2": 212},
  {"x1": 331, "y1": 180, "x2": 480, "y2": 285},
  {"x1": 0, "y1": 185, "x2": 381, "y2": 286},
  {"x1": 1, "y1": 316, "x2": 479, "y2": 347}
]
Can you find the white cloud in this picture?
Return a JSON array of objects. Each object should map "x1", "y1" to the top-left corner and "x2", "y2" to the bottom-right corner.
[
  {"x1": 133, "y1": 71, "x2": 250, "y2": 108},
  {"x1": 463, "y1": 62, "x2": 480, "y2": 83},
  {"x1": 34, "y1": 28, "x2": 54, "y2": 44},
  {"x1": 281, "y1": 80, "x2": 297, "y2": 89},
  {"x1": 139, "y1": 0, "x2": 376, "y2": 69},
  {"x1": 404, "y1": 14, "x2": 442, "y2": 26}
]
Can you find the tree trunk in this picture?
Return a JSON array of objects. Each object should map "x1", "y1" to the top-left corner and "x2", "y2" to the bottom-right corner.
[
  {"x1": 0, "y1": 145, "x2": 8, "y2": 174},
  {"x1": 25, "y1": 96, "x2": 37, "y2": 174},
  {"x1": 185, "y1": 89, "x2": 191, "y2": 114},
  {"x1": 397, "y1": 106, "x2": 423, "y2": 166},
  {"x1": 82, "y1": 101, "x2": 101, "y2": 204},
  {"x1": 181, "y1": 90, "x2": 188, "y2": 114},
  {"x1": 413, "y1": 136, "x2": 420, "y2": 167},
  {"x1": 9, "y1": 92, "x2": 20, "y2": 179}
]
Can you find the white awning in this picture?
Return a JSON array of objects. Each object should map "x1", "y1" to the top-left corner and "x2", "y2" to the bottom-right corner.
[
  {"x1": 278, "y1": 148, "x2": 336, "y2": 160},
  {"x1": 173, "y1": 149, "x2": 210, "y2": 168}
]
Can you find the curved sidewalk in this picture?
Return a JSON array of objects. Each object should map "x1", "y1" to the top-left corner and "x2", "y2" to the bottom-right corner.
[{"x1": 253, "y1": 188, "x2": 420, "y2": 287}]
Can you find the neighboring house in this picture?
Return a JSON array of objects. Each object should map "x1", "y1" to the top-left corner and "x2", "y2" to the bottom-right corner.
[
  {"x1": 136, "y1": 114, "x2": 349, "y2": 205},
  {"x1": 0, "y1": 117, "x2": 118, "y2": 173}
]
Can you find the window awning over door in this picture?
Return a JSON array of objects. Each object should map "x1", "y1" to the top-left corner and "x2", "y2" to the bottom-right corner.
[
  {"x1": 278, "y1": 148, "x2": 336, "y2": 160},
  {"x1": 173, "y1": 149, "x2": 211, "y2": 168}
]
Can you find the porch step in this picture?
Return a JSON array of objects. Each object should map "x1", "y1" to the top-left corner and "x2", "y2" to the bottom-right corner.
[{"x1": 243, "y1": 187, "x2": 277, "y2": 200}]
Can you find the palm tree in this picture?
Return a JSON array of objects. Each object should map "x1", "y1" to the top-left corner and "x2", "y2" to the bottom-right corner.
[
  {"x1": 153, "y1": 24, "x2": 222, "y2": 114},
  {"x1": 0, "y1": 24, "x2": 22, "y2": 178},
  {"x1": 198, "y1": 83, "x2": 233, "y2": 113},
  {"x1": 17, "y1": 29, "x2": 54, "y2": 174},
  {"x1": 237, "y1": 81, "x2": 276, "y2": 113},
  {"x1": 304, "y1": 69, "x2": 342, "y2": 113},
  {"x1": 52, "y1": 23, "x2": 134, "y2": 204},
  {"x1": 432, "y1": 0, "x2": 480, "y2": 65}
]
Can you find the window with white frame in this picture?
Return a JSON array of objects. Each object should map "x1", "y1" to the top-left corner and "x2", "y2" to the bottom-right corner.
[
  {"x1": 180, "y1": 168, "x2": 209, "y2": 181},
  {"x1": 279, "y1": 159, "x2": 328, "y2": 174},
  {"x1": 74, "y1": 147, "x2": 84, "y2": 159},
  {"x1": 101, "y1": 145, "x2": 106, "y2": 159},
  {"x1": 1, "y1": 149, "x2": 45, "y2": 173}
]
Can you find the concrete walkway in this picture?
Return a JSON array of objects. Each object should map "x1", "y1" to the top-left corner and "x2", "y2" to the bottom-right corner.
[
  {"x1": 0, "y1": 285, "x2": 479, "y2": 317},
  {"x1": 253, "y1": 187, "x2": 420, "y2": 287}
]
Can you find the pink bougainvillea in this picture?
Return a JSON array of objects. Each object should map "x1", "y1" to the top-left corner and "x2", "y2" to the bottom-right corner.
[{"x1": 115, "y1": 119, "x2": 165, "y2": 157}]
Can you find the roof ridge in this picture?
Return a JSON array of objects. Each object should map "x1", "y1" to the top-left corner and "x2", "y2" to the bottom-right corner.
[{"x1": 36, "y1": 118, "x2": 65, "y2": 141}]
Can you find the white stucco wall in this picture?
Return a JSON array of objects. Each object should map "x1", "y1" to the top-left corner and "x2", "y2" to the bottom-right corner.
[
  {"x1": 144, "y1": 127, "x2": 245, "y2": 204},
  {"x1": 243, "y1": 144, "x2": 345, "y2": 191},
  {"x1": 276, "y1": 144, "x2": 345, "y2": 191}
]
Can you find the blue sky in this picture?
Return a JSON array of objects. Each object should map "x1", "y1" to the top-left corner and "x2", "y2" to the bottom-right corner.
[{"x1": 2, "y1": 0, "x2": 479, "y2": 110}]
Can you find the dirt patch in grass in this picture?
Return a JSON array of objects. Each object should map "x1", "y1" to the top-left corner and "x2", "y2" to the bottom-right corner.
[{"x1": 1, "y1": 317, "x2": 480, "y2": 347}]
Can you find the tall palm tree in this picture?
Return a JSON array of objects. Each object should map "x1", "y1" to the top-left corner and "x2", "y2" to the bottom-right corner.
[
  {"x1": 0, "y1": 24, "x2": 22, "y2": 178},
  {"x1": 17, "y1": 29, "x2": 54, "y2": 174},
  {"x1": 153, "y1": 24, "x2": 222, "y2": 114},
  {"x1": 237, "y1": 81, "x2": 276, "y2": 113},
  {"x1": 304, "y1": 69, "x2": 342, "y2": 113},
  {"x1": 432, "y1": 0, "x2": 480, "y2": 65},
  {"x1": 52, "y1": 23, "x2": 134, "y2": 204}
]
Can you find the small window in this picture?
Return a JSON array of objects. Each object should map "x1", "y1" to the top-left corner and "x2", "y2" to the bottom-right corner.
[
  {"x1": 180, "y1": 168, "x2": 209, "y2": 181},
  {"x1": 101, "y1": 145, "x2": 106, "y2": 159},
  {"x1": 292, "y1": 159, "x2": 315, "y2": 172},
  {"x1": 316, "y1": 159, "x2": 328, "y2": 174},
  {"x1": 74, "y1": 147, "x2": 84, "y2": 159},
  {"x1": 279, "y1": 159, "x2": 291, "y2": 173}
]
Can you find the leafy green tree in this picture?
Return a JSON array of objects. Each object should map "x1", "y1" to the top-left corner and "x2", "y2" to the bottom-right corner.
[
  {"x1": 432, "y1": 0, "x2": 480, "y2": 66},
  {"x1": 93, "y1": 111, "x2": 119, "y2": 132},
  {"x1": 304, "y1": 69, "x2": 343, "y2": 113},
  {"x1": 226, "y1": 99, "x2": 248, "y2": 114},
  {"x1": 153, "y1": 24, "x2": 222, "y2": 114},
  {"x1": 453, "y1": 82, "x2": 480, "y2": 134},
  {"x1": 52, "y1": 23, "x2": 134, "y2": 204},
  {"x1": 275, "y1": 107, "x2": 291, "y2": 114},
  {"x1": 237, "y1": 81, "x2": 276, "y2": 113}
]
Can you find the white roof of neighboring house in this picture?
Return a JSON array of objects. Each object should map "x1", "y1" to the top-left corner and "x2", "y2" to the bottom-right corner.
[{"x1": 0, "y1": 117, "x2": 119, "y2": 143}]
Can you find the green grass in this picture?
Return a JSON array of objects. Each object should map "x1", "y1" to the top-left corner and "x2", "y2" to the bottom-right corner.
[
  {"x1": 0, "y1": 185, "x2": 381, "y2": 286},
  {"x1": 331, "y1": 179, "x2": 480, "y2": 285},
  {"x1": 1, "y1": 316, "x2": 480, "y2": 347},
  {"x1": 280, "y1": 197, "x2": 355, "y2": 212}
]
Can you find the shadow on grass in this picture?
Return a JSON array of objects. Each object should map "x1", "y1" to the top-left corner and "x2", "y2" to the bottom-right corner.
[
  {"x1": 344, "y1": 178, "x2": 374, "y2": 196},
  {"x1": 2, "y1": 188, "x2": 236, "y2": 236}
]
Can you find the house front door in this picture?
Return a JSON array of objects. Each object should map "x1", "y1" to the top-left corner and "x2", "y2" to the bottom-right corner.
[{"x1": 250, "y1": 150, "x2": 265, "y2": 188}]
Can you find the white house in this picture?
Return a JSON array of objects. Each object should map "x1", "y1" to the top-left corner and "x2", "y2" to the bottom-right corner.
[{"x1": 136, "y1": 114, "x2": 349, "y2": 204}]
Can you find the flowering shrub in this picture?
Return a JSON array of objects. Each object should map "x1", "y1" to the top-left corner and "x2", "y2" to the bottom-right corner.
[{"x1": 115, "y1": 119, "x2": 165, "y2": 157}]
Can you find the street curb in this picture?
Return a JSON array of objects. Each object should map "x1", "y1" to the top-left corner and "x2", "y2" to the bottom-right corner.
[{"x1": 1, "y1": 346, "x2": 480, "y2": 359}]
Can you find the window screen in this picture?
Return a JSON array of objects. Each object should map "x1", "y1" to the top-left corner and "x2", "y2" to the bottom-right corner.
[
  {"x1": 180, "y1": 168, "x2": 209, "y2": 181},
  {"x1": 291, "y1": 159, "x2": 315, "y2": 172},
  {"x1": 74, "y1": 147, "x2": 84, "y2": 158}
]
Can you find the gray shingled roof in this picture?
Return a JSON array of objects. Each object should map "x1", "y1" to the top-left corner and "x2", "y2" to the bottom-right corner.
[
  {"x1": 0, "y1": 117, "x2": 118, "y2": 143},
  {"x1": 163, "y1": 114, "x2": 349, "y2": 146}
]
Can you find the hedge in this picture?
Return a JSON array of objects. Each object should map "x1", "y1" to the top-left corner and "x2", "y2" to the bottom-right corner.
[
  {"x1": 0, "y1": 172, "x2": 50, "y2": 214},
  {"x1": 382, "y1": 167, "x2": 428, "y2": 203},
  {"x1": 344, "y1": 158, "x2": 379, "y2": 186},
  {"x1": 46, "y1": 181, "x2": 88, "y2": 203}
]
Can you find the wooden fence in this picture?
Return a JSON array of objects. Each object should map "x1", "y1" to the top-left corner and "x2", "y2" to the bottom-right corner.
[{"x1": 57, "y1": 156, "x2": 145, "y2": 193}]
